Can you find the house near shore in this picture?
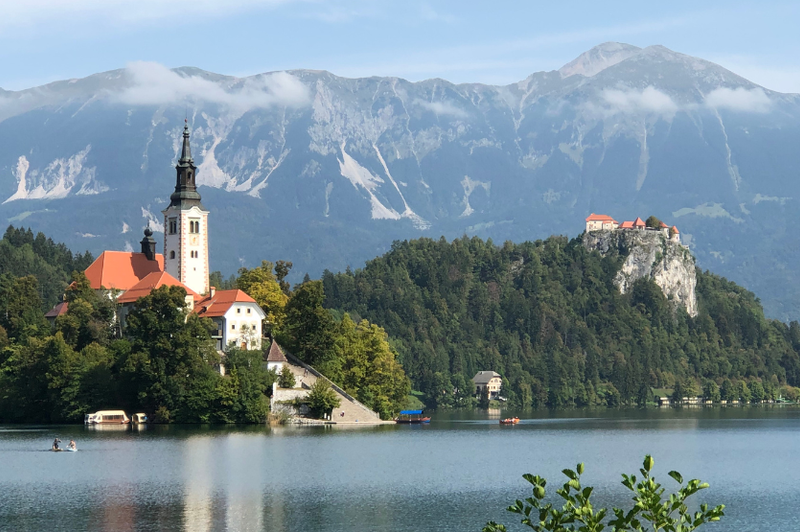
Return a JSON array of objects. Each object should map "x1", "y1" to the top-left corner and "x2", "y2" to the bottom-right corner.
[
  {"x1": 46, "y1": 123, "x2": 266, "y2": 352},
  {"x1": 472, "y1": 371, "x2": 502, "y2": 399},
  {"x1": 585, "y1": 213, "x2": 680, "y2": 243}
]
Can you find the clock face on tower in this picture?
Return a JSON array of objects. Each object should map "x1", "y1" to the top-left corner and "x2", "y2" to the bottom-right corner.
[{"x1": 190, "y1": 236, "x2": 199, "y2": 246}]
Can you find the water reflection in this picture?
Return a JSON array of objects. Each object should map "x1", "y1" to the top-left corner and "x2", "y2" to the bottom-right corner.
[
  {"x1": 224, "y1": 434, "x2": 264, "y2": 532},
  {"x1": 184, "y1": 436, "x2": 213, "y2": 532}
]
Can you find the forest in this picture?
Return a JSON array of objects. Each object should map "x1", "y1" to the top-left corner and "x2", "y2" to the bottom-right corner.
[{"x1": 322, "y1": 235, "x2": 800, "y2": 408}]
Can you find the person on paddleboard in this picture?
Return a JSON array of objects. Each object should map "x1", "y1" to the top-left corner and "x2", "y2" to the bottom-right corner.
[
  {"x1": 67, "y1": 440, "x2": 76, "y2": 451},
  {"x1": 52, "y1": 438, "x2": 61, "y2": 451}
]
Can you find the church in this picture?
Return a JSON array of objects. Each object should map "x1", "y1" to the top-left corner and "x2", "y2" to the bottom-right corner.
[{"x1": 47, "y1": 121, "x2": 266, "y2": 353}]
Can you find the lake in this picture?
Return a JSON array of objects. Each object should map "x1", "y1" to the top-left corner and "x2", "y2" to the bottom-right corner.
[{"x1": 1, "y1": 407, "x2": 798, "y2": 531}]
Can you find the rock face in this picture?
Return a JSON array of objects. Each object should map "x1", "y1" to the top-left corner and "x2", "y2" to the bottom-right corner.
[{"x1": 583, "y1": 229, "x2": 697, "y2": 317}]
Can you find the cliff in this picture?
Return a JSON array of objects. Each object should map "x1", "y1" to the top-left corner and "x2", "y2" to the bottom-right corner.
[{"x1": 582, "y1": 229, "x2": 698, "y2": 317}]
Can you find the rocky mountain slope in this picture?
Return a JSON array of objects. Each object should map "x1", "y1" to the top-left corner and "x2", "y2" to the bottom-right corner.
[{"x1": 1, "y1": 43, "x2": 799, "y2": 319}]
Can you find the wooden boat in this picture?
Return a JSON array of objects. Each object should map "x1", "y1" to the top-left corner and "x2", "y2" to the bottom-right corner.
[
  {"x1": 395, "y1": 409, "x2": 431, "y2": 424},
  {"x1": 499, "y1": 417, "x2": 520, "y2": 425}
]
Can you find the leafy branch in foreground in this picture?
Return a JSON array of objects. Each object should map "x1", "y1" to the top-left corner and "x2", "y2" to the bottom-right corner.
[{"x1": 483, "y1": 455, "x2": 724, "y2": 532}]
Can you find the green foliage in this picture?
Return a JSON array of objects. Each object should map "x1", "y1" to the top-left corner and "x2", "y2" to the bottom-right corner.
[
  {"x1": 645, "y1": 215, "x2": 663, "y2": 229},
  {"x1": 322, "y1": 235, "x2": 800, "y2": 407},
  {"x1": 306, "y1": 379, "x2": 341, "y2": 419},
  {"x1": 278, "y1": 365, "x2": 296, "y2": 388},
  {"x1": 0, "y1": 226, "x2": 93, "y2": 310},
  {"x1": 483, "y1": 455, "x2": 724, "y2": 532},
  {"x1": 236, "y1": 260, "x2": 289, "y2": 327},
  {"x1": 119, "y1": 285, "x2": 221, "y2": 423},
  {"x1": 277, "y1": 280, "x2": 336, "y2": 367}
]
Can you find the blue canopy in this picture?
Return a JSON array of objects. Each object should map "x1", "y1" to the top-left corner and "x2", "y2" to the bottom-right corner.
[{"x1": 399, "y1": 410, "x2": 423, "y2": 415}]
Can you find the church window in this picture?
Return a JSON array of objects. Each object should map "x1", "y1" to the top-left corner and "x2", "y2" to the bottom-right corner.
[
  {"x1": 247, "y1": 308, "x2": 251, "y2": 314},
  {"x1": 169, "y1": 251, "x2": 175, "y2": 259},
  {"x1": 237, "y1": 308, "x2": 241, "y2": 314},
  {"x1": 169, "y1": 218, "x2": 177, "y2": 234},
  {"x1": 189, "y1": 220, "x2": 200, "y2": 234},
  {"x1": 231, "y1": 324, "x2": 236, "y2": 330}
]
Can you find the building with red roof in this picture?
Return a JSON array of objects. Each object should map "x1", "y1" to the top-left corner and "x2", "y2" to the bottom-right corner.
[
  {"x1": 585, "y1": 213, "x2": 619, "y2": 232},
  {"x1": 195, "y1": 289, "x2": 267, "y2": 351}
]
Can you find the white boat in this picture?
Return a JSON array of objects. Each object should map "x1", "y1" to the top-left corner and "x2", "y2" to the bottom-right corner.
[
  {"x1": 85, "y1": 410, "x2": 130, "y2": 424},
  {"x1": 132, "y1": 413, "x2": 148, "y2": 424}
]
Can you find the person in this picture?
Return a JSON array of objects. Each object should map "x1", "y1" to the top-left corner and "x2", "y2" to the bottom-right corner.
[
  {"x1": 67, "y1": 439, "x2": 76, "y2": 451},
  {"x1": 52, "y1": 438, "x2": 60, "y2": 451}
]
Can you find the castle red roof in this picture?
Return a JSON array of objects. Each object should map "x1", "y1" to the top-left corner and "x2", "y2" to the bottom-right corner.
[
  {"x1": 84, "y1": 251, "x2": 164, "y2": 291},
  {"x1": 671, "y1": 226, "x2": 680, "y2": 234},
  {"x1": 116, "y1": 271, "x2": 199, "y2": 304},
  {"x1": 620, "y1": 221, "x2": 634, "y2": 229},
  {"x1": 659, "y1": 221, "x2": 668, "y2": 228},
  {"x1": 633, "y1": 217, "x2": 646, "y2": 228},
  {"x1": 585, "y1": 213, "x2": 618, "y2": 223},
  {"x1": 195, "y1": 289, "x2": 258, "y2": 318}
]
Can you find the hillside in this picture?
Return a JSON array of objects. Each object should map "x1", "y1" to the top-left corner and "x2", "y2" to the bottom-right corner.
[
  {"x1": 322, "y1": 235, "x2": 800, "y2": 407},
  {"x1": 1, "y1": 43, "x2": 800, "y2": 320}
]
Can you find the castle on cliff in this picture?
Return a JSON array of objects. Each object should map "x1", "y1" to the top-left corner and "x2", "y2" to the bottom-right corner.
[{"x1": 585, "y1": 213, "x2": 680, "y2": 243}]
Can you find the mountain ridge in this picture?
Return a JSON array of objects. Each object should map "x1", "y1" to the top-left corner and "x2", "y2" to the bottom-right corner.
[{"x1": 1, "y1": 43, "x2": 799, "y2": 321}]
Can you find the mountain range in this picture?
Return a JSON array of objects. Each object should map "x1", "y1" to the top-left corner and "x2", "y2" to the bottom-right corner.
[{"x1": 1, "y1": 42, "x2": 799, "y2": 320}]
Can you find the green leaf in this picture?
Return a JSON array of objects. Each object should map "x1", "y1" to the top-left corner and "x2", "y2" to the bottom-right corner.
[
  {"x1": 643, "y1": 455, "x2": 654, "y2": 472},
  {"x1": 668, "y1": 470, "x2": 684, "y2": 484}
]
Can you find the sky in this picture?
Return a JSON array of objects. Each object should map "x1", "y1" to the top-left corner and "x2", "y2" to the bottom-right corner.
[{"x1": 1, "y1": 0, "x2": 799, "y2": 93}]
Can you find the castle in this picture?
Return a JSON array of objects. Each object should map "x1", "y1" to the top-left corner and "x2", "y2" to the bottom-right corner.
[
  {"x1": 585, "y1": 213, "x2": 680, "y2": 243},
  {"x1": 47, "y1": 122, "x2": 267, "y2": 353}
]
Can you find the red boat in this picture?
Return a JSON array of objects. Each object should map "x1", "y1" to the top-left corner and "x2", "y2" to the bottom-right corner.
[
  {"x1": 395, "y1": 410, "x2": 431, "y2": 424},
  {"x1": 499, "y1": 417, "x2": 520, "y2": 425}
]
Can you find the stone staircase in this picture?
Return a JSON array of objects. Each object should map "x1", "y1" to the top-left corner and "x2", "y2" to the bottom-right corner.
[{"x1": 277, "y1": 349, "x2": 384, "y2": 424}]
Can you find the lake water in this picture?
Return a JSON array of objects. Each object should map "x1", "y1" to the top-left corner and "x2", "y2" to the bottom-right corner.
[{"x1": 1, "y1": 407, "x2": 799, "y2": 531}]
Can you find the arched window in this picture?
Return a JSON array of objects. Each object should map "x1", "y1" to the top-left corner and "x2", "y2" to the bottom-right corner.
[{"x1": 170, "y1": 250, "x2": 175, "y2": 259}]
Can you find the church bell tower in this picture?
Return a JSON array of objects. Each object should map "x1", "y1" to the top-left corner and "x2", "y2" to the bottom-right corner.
[{"x1": 162, "y1": 120, "x2": 210, "y2": 295}]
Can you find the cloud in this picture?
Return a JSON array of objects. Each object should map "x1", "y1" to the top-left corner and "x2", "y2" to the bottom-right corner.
[
  {"x1": 114, "y1": 62, "x2": 310, "y2": 110},
  {"x1": 414, "y1": 99, "x2": 468, "y2": 118},
  {"x1": 600, "y1": 86, "x2": 678, "y2": 115},
  {"x1": 704, "y1": 87, "x2": 772, "y2": 113}
]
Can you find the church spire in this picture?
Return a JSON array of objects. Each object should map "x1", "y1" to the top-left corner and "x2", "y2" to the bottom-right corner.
[
  {"x1": 169, "y1": 120, "x2": 203, "y2": 209},
  {"x1": 179, "y1": 119, "x2": 193, "y2": 164}
]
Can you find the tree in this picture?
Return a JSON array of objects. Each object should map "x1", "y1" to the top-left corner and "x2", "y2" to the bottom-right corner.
[
  {"x1": 120, "y1": 285, "x2": 220, "y2": 422},
  {"x1": 236, "y1": 260, "x2": 289, "y2": 328},
  {"x1": 279, "y1": 365, "x2": 296, "y2": 388},
  {"x1": 278, "y1": 280, "x2": 336, "y2": 367},
  {"x1": 306, "y1": 379, "x2": 340, "y2": 419},
  {"x1": 483, "y1": 455, "x2": 724, "y2": 532},
  {"x1": 645, "y1": 215, "x2": 663, "y2": 229},
  {"x1": 217, "y1": 346, "x2": 274, "y2": 423},
  {"x1": 703, "y1": 379, "x2": 721, "y2": 402},
  {"x1": 750, "y1": 380, "x2": 765, "y2": 403}
]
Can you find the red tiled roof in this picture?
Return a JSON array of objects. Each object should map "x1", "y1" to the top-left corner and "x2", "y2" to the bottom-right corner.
[
  {"x1": 620, "y1": 221, "x2": 634, "y2": 229},
  {"x1": 84, "y1": 251, "x2": 164, "y2": 291},
  {"x1": 585, "y1": 213, "x2": 618, "y2": 223},
  {"x1": 195, "y1": 289, "x2": 258, "y2": 318},
  {"x1": 266, "y1": 341, "x2": 287, "y2": 362},
  {"x1": 117, "y1": 271, "x2": 199, "y2": 304},
  {"x1": 659, "y1": 221, "x2": 668, "y2": 228},
  {"x1": 671, "y1": 225, "x2": 680, "y2": 234},
  {"x1": 633, "y1": 217, "x2": 646, "y2": 227},
  {"x1": 45, "y1": 301, "x2": 69, "y2": 319}
]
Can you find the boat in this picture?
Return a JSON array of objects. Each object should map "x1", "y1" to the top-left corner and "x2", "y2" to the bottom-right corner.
[
  {"x1": 499, "y1": 417, "x2": 520, "y2": 425},
  {"x1": 395, "y1": 410, "x2": 431, "y2": 424},
  {"x1": 132, "y1": 413, "x2": 148, "y2": 424},
  {"x1": 85, "y1": 410, "x2": 130, "y2": 424}
]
